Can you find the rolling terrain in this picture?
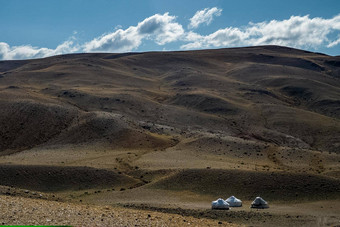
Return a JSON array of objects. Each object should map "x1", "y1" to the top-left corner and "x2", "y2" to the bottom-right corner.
[{"x1": 0, "y1": 45, "x2": 340, "y2": 226}]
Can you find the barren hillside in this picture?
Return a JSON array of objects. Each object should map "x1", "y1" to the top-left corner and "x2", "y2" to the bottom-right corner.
[{"x1": 0, "y1": 45, "x2": 340, "y2": 226}]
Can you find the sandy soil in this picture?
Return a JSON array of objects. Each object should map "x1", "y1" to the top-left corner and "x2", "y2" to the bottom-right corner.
[{"x1": 0, "y1": 195, "x2": 236, "y2": 227}]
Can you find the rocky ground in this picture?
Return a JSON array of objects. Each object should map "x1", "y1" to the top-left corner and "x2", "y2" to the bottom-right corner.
[{"x1": 0, "y1": 195, "x2": 237, "y2": 226}]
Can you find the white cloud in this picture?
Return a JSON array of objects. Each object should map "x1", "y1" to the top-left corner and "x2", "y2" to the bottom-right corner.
[
  {"x1": 182, "y1": 14, "x2": 340, "y2": 50},
  {"x1": 2, "y1": 11, "x2": 340, "y2": 60},
  {"x1": 188, "y1": 7, "x2": 222, "y2": 29},
  {"x1": 83, "y1": 27, "x2": 141, "y2": 53},
  {"x1": 0, "y1": 40, "x2": 79, "y2": 60},
  {"x1": 0, "y1": 13, "x2": 184, "y2": 60},
  {"x1": 327, "y1": 36, "x2": 340, "y2": 48},
  {"x1": 83, "y1": 13, "x2": 184, "y2": 52}
]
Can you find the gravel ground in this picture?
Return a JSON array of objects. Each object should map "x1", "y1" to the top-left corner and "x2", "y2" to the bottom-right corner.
[{"x1": 0, "y1": 195, "x2": 236, "y2": 226}]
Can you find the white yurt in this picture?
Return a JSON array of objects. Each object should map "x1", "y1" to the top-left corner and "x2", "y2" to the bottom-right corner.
[
  {"x1": 211, "y1": 198, "x2": 230, "y2": 210},
  {"x1": 226, "y1": 195, "x2": 242, "y2": 207},
  {"x1": 250, "y1": 196, "x2": 269, "y2": 209}
]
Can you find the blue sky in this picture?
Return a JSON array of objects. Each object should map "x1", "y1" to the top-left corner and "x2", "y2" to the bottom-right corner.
[{"x1": 1, "y1": 0, "x2": 340, "y2": 60}]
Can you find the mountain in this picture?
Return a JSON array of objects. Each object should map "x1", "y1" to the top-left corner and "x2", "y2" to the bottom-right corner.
[
  {"x1": 0, "y1": 45, "x2": 340, "y2": 226},
  {"x1": 0, "y1": 45, "x2": 339, "y2": 155}
]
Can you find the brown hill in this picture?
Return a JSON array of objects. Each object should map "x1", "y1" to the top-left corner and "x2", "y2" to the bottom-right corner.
[
  {"x1": 0, "y1": 45, "x2": 339, "y2": 156},
  {"x1": 0, "y1": 45, "x2": 340, "y2": 226}
]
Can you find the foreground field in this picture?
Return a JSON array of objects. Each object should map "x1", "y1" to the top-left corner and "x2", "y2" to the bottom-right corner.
[
  {"x1": 0, "y1": 195, "x2": 237, "y2": 226},
  {"x1": 1, "y1": 193, "x2": 340, "y2": 226}
]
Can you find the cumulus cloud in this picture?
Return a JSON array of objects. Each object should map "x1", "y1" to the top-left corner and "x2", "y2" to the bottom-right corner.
[
  {"x1": 83, "y1": 13, "x2": 184, "y2": 52},
  {"x1": 83, "y1": 27, "x2": 141, "y2": 53},
  {"x1": 0, "y1": 40, "x2": 79, "y2": 60},
  {"x1": 2, "y1": 11, "x2": 340, "y2": 60},
  {"x1": 188, "y1": 7, "x2": 222, "y2": 29},
  {"x1": 182, "y1": 14, "x2": 340, "y2": 50},
  {"x1": 0, "y1": 13, "x2": 184, "y2": 60}
]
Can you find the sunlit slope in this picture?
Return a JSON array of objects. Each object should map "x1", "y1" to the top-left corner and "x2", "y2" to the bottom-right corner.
[{"x1": 0, "y1": 46, "x2": 339, "y2": 156}]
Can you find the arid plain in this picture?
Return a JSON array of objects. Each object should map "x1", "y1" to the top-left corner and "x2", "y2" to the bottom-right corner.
[{"x1": 0, "y1": 45, "x2": 339, "y2": 226}]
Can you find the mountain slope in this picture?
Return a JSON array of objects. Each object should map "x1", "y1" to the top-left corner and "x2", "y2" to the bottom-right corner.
[{"x1": 0, "y1": 45, "x2": 339, "y2": 156}]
